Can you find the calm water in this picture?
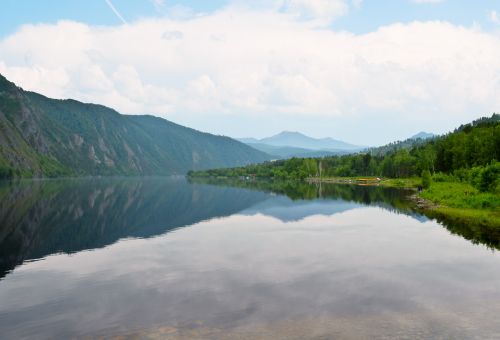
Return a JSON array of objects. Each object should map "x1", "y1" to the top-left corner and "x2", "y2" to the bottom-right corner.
[{"x1": 0, "y1": 178, "x2": 499, "y2": 339}]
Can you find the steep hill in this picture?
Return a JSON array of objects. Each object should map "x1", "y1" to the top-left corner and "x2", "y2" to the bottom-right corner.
[{"x1": 0, "y1": 74, "x2": 271, "y2": 178}]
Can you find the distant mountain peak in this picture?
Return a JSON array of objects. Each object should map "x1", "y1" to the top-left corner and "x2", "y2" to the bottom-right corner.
[
  {"x1": 409, "y1": 131, "x2": 435, "y2": 140},
  {"x1": 277, "y1": 130, "x2": 304, "y2": 136},
  {"x1": 237, "y1": 130, "x2": 365, "y2": 153}
]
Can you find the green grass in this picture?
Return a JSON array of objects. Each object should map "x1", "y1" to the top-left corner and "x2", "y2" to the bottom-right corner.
[
  {"x1": 379, "y1": 177, "x2": 421, "y2": 188},
  {"x1": 427, "y1": 206, "x2": 500, "y2": 229},
  {"x1": 420, "y1": 181, "x2": 500, "y2": 228},
  {"x1": 421, "y1": 181, "x2": 499, "y2": 210},
  {"x1": 312, "y1": 176, "x2": 421, "y2": 189},
  {"x1": 309, "y1": 176, "x2": 500, "y2": 228}
]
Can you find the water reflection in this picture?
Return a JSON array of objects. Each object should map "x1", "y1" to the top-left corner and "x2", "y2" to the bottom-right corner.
[
  {"x1": 1, "y1": 178, "x2": 500, "y2": 339},
  {"x1": 0, "y1": 178, "x2": 269, "y2": 278},
  {"x1": 193, "y1": 178, "x2": 500, "y2": 250},
  {"x1": 1, "y1": 178, "x2": 499, "y2": 282}
]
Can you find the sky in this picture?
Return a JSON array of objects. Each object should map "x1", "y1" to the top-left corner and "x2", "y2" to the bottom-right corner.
[{"x1": 1, "y1": 0, "x2": 499, "y2": 146}]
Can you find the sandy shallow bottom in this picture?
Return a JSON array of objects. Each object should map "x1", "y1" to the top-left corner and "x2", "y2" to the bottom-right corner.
[{"x1": 102, "y1": 310, "x2": 500, "y2": 340}]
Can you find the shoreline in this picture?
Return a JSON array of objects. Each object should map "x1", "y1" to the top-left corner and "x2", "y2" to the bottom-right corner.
[{"x1": 306, "y1": 176, "x2": 500, "y2": 229}]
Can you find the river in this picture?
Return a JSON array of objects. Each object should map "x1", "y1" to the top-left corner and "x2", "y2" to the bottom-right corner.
[{"x1": 0, "y1": 177, "x2": 499, "y2": 339}]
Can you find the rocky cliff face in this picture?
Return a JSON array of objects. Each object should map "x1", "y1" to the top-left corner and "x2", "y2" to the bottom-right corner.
[{"x1": 0, "y1": 74, "x2": 271, "y2": 178}]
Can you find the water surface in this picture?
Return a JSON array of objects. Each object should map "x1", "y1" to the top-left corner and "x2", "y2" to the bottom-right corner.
[{"x1": 0, "y1": 178, "x2": 499, "y2": 339}]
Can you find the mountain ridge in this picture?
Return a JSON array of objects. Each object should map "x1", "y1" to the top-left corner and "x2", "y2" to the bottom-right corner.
[
  {"x1": 409, "y1": 131, "x2": 435, "y2": 140},
  {"x1": 245, "y1": 130, "x2": 364, "y2": 150},
  {"x1": 237, "y1": 130, "x2": 365, "y2": 159},
  {"x1": 0, "y1": 74, "x2": 271, "y2": 178}
]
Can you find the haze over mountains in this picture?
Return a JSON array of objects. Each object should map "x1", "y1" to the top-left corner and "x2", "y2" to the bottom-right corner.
[
  {"x1": 0, "y1": 71, "x2": 443, "y2": 178},
  {"x1": 409, "y1": 132, "x2": 435, "y2": 140},
  {"x1": 237, "y1": 131, "x2": 365, "y2": 159},
  {"x1": 0, "y1": 74, "x2": 270, "y2": 177}
]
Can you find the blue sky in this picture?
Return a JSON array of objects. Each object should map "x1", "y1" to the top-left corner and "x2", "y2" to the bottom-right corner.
[
  {"x1": 1, "y1": 0, "x2": 224, "y2": 36},
  {"x1": 2, "y1": 0, "x2": 498, "y2": 37},
  {"x1": 1, "y1": 1, "x2": 499, "y2": 145}
]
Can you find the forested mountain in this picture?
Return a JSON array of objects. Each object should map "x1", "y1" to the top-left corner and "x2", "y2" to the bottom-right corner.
[
  {"x1": 241, "y1": 143, "x2": 350, "y2": 159},
  {"x1": 189, "y1": 114, "x2": 500, "y2": 191},
  {"x1": 409, "y1": 131, "x2": 435, "y2": 140},
  {"x1": 0, "y1": 74, "x2": 271, "y2": 178},
  {"x1": 239, "y1": 131, "x2": 363, "y2": 150},
  {"x1": 257, "y1": 131, "x2": 363, "y2": 150},
  {"x1": 237, "y1": 131, "x2": 364, "y2": 159},
  {"x1": 367, "y1": 133, "x2": 437, "y2": 156},
  {"x1": 240, "y1": 131, "x2": 435, "y2": 160}
]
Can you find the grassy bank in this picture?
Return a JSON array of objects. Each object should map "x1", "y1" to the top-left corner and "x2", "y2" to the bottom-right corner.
[
  {"x1": 307, "y1": 176, "x2": 422, "y2": 188},
  {"x1": 419, "y1": 181, "x2": 500, "y2": 228},
  {"x1": 308, "y1": 176, "x2": 500, "y2": 228}
]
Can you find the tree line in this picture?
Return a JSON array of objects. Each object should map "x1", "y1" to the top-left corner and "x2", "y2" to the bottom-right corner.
[{"x1": 189, "y1": 114, "x2": 500, "y2": 193}]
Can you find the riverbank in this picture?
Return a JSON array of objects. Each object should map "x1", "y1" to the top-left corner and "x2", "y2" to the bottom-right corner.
[
  {"x1": 307, "y1": 177, "x2": 500, "y2": 228},
  {"x1": 306, "y1": 176, "x2": 421, "y2": 188}
]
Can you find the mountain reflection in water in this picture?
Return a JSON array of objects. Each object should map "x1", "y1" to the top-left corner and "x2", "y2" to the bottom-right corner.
[
  {"x1": 0, "y1": 178, "x2": 499, "y2": 339},
  {"x1": 1, "y1": 177, "x2": 498, "y2": 280}
]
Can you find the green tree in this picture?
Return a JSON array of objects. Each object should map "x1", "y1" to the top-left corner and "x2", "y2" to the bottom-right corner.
[
  {"x1": 478, "y1": 161, "x2": 500, "y2": 192},
  {"x1": 421, "y1": 169, "x2": 431, "y2": 189}
]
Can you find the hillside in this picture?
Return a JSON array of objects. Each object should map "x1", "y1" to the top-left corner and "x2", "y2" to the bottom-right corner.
[
  {"x1": 189, "y1": 114, "x2": 500, "y2": 228},
  {"x1": 190, "y1": 114, "x2": 499, "y2": 181},
  {"x1": 0, "y1": 74, "x2": 271, "y2": 178},
  {"x1": 240, "y1": 131, "x2": 363, "y2": 151},
  {"x1": 237, "y1": 130, "x2": 364, "y2": 159},
  {"x1": 409, "y1": 131, "x2": 435, "y2": 140},
  {"x1": 367, "y1": 134, "x2": 436, "y2": 157},
  {"x1": 244, "y1": 143, "x2": 351, "y2": 159}
]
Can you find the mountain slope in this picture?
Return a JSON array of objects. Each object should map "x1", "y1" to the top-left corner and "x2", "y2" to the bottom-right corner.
[
  {"x1": 0, "y1": 74, "x2": 271, "y2": 178},
  {"x1": 367, "y1": 132, "x2": 438, "y2": 157},
  {"x1": 409, "y1": 131, "x2": 435, "y2": 140},
  {"x1": 237, "y1": 131, "x2": 365, "y2": 159},
  {"x1": 244, "y1": 142, "x2": 352, "y2": 159},
  {"x1": 259, "y1": 131, "x2": 364, "y2": 150},
  {"x1": 189, "y1": 113, "x2": 500, "y2": 182}
]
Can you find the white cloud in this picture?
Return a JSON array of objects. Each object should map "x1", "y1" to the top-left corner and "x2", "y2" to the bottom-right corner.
[
  {"x1": 489, "y1": 10, "x2": 500, "y2": 25},
  {"x1": 0, "y1": 8, "x2": 499, "y2": 143},
  {"x1": 411, "y1": 0, "x2": 444, "y2": 4},
  {"x1": 150, "y1": 0, "x2": 166, "y2": 11},
  {"x1": 352, "y1": 0, "x2": 363, "y2": 9},
  {"x1": 230, "y1": 0, "x2": 352, "y2": 25},
  {"x1": 280, "y1": 0, "x2": 349, "y2": 23}
]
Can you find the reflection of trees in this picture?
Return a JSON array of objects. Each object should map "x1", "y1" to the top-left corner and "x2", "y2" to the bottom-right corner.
[
  {"x1": 190, "y1": 178, "x2": 415, "y2": 213},
  {"x1": 425, "y1": 210, "x2": 500, "y2": 250},
  {"x1": 1, "y1": 177, "x2": 497, "y2": 280},
  {"x1": 0, "y1": 178, "x2": 269, "y2": 279},
  {"x1": 191, "y1": 178, "x2": 500, "y2": 251}
]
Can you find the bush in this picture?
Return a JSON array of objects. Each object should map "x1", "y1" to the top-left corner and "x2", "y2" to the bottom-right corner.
[
  {"x1": 432, "y1": 172, "x2": 454, "y2": 182},
  {"x1": 478, "y1": 162, "x2": 500, "y2": 192},
  {"x1": 421, "y1": 169, "x2": 431, "y2": 189},
  {"x1": 468, "y1": 167, "x2": 483, "y2": 188}
]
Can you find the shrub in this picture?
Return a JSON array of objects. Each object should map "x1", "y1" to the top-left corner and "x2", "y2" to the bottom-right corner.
[
  {"x1": 468, "y1": 167, "x2": 483, "y2": 188},
  {"x1": 432, "y1": 172, "x2": 454, "y2": 182},
  {"x1": 421, "y1": 169, "x2": 431, "y2": 189},
  {"x1": 478, "y1": 162, "x2": 500, "y2": 192}
]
